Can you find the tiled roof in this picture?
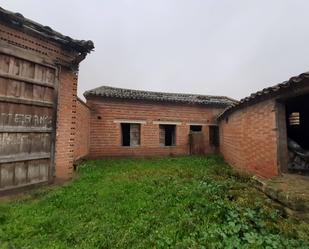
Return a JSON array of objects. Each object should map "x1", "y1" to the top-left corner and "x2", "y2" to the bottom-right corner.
[
  {"x1": 218, "y1": 71, "x2": 309, "y2": 120},
  {"x1": 84, "y1": 85, "x2": 237, "y2": 107},
  {"x1": 0, "y1": 7, "x2": 94, "y2": 53}
]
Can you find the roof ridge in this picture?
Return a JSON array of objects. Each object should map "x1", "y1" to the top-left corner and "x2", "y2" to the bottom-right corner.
[
  {"x1": 84, "y1": 84, "x2": 237, "y2": 100},
  {"x1": 84, "y1": 84, "x2": 237, "y2": 107}
]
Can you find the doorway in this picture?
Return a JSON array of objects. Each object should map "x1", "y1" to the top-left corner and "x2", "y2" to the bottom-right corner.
[{"x1": 279, "y1": 93, "x2": 309, "y2": 173}]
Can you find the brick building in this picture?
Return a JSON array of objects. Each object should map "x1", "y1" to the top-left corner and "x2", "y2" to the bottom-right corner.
[
  {"x1": 218, "y1": 72, "x2": 309, "y2": 178},
  {"x1": 74, "y1": 98, "x2": 91, "y2": 161},
  {"x1": 1, "y1": 8, "x2": 308, "y2": 196},
  {"x1": 83, "y1": 86, "x2": 235, "y2": 158},
  {"x1": 0, "y1": 8, "x2": 93, "y2": 193}
]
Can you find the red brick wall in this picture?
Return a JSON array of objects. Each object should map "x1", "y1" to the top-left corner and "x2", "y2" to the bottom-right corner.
[
  {"x1": 54, "y1": 68, "x2": 78, "y2": 180},
  {"x1": 74, "y1": 98, "x2": 90, "y2": 160},
  {"x1": 0, "y1": 22, "x2": 82, "y2": 181},
  {"x1": 219, "y1": 99, "x2": 279, "y2": 178},
  {"x1": 86, "y1": 97, "x2": 225, "y2": 158}
]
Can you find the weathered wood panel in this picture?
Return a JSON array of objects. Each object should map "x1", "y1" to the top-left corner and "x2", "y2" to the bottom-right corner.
[
  {"x1": 0, "y1": 51, "x2": 57, "y2": 192},
  {"x1": 130, "y1": 124, "x2": 140, "y2": 146},
  {"x1": 0, "y1": 78, "x2": 54, "y2": 103},
  {"x1": 0, "y1": 103, "x2": 53, "y2": 128},
  {"x1": 159, "y1": 126, "x2": 165, "y2": 146},
  {"x1": 189, "y1": 132, "x2": 205, "y2": 155}
]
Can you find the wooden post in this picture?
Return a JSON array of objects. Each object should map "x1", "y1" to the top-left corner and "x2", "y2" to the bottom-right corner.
[{"x1": 276, "y1": 101, "x2": 289, "y2": 174}]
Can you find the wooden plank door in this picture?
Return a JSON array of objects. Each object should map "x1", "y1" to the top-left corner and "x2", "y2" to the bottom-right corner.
[
  {"x1": 0, "y1": 52, "x2": 57, "y2": 192},
  {"x1": 189, "y1": 132, "x2": 205, "y2": 155}
]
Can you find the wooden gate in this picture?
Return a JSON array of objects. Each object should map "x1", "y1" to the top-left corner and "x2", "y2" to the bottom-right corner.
[
  {"x1": 0, "y1": 52, "x2": 57, "y2": 192},
  {"x1": 189, "y1": 132, "x2": 205, "y2": 155}
]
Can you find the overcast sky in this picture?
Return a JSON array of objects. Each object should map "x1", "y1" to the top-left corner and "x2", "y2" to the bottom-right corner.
[{"x1": 1, "y1": 0, "x2": 309, "y2": 100}]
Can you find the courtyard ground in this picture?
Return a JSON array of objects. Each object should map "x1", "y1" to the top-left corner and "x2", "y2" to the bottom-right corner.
[{"x1": 0, "y1": 156, "x2": 308, "y2": 249}]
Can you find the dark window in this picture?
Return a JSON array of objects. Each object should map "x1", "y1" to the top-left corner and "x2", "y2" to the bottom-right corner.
[
  {"x1": 285, "y1": 93, "x2": 309, "y2": 150},
  {"x1": 160, "y1": 124, "x2": 176, "y2": 146},
  {"x1": 121, "y1": 123, "x2": 130, "y2": 146},
  {"x1": 121, "y1": 123, "x2": 141, "y2": 147},
  {"x1": 209, "y1": 125, "x2": 219, "y2": 147},
  {"x1": 190, "y1": 125, "x2": 202, "y2": 132}
]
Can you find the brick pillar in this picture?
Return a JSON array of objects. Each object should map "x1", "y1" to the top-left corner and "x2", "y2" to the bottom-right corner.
[{"x1": 54, "y1": 67, "x2": 78, "y2": 180}]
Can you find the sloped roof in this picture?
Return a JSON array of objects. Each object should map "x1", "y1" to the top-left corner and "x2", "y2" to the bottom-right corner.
[
  {"x1": 218, "y1": 71, "x2": 309, "y2": 120},
  {"x1": 0, "y1": 7, "x2": 94, "y2": 53},
  {"x1": 84, "y1": 85, "x2": 237, "y2": 107}
]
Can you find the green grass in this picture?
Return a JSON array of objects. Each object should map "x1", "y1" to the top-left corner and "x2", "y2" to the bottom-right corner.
[{"x1": 0, "y1": 156, "x2": 308, "y2": 249}]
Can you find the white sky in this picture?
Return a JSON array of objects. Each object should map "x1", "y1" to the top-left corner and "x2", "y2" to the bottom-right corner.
[{"x1": 1, "y1": 0, "x2": 309, "y2": 100}]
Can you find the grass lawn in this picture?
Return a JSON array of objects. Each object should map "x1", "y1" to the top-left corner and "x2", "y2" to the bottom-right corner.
[{"x1": 0, "y1": 156, "x2": 308, "y2": 249}]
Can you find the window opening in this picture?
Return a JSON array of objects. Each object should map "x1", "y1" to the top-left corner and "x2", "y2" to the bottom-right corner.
[
  {"x1": 121, "y1": 123, "x2": 140, "y2": 146},
  {"x1": 190, "y1": 125, "x2": 202, "y2": 132},
  {"x1": 159, "y1": 124, "x2": 176, "y2": 146}
]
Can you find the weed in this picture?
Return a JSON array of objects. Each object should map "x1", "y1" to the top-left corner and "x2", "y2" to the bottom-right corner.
[{"x1": 0, "y1": 156, "x2": 308, "y2": 249}]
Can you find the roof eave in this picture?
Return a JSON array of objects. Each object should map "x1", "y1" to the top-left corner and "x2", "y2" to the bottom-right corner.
[
  {"x1": 217, "y1": 72, "x2": 309, "y2": 121},
  {"x1": 84, "y1": 92, "x2": 234, "y2": 107},
  {"x1": 0, "y1": 7, "x2": 94, "y2": 54}
]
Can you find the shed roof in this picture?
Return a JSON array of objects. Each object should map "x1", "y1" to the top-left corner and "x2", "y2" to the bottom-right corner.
[
  {"x1": 218, "y1": 71, "x2": 309, "y2": 120},
  {"x1": 0, "y1": 7, "x2": 94, "y2": 54},
  {"x1": 84, "y1": 85, "x2": 237, "y2": 107}
]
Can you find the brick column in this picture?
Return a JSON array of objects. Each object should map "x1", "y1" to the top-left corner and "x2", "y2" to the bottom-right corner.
[{"x1": 54, "y1": 67, "x2": 78, "y2": 180}]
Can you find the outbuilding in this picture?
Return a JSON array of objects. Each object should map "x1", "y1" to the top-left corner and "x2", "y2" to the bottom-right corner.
[
  {"x1": 0, "y1": 8, "x2": 93, "y2": 193},
  {"x1": 218, "y1": 72, "x2": 309, "y2": 178},
  {"x1": 84, "y1": 85, "x2": 235, "y2": 158}
]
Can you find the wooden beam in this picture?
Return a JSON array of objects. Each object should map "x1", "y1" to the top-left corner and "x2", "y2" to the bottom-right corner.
[
  {"x1": 0, "y1": 96, "x2": 53, "y2": 107},
  {"x1": 0, "y1": 153, "x2": 50, "y2": 164},
  {"x1": 0, "y1": 72, "x2": 55, "y2": 89},
  {"x1": 0, "y1": 127, "x2": 52, "y2": 133},
  {"x1": 276, "y1": 101, "x2": 288, "y2": 174},
  {"x1": 0, "y1": 41, "x2": 57, "y2": 68},
  {"x1": 0, "y1": 180, "x2": 48, "y2": 193}
]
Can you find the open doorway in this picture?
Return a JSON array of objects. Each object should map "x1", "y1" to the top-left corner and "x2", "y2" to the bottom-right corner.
[{"x1": 284, "y1": 93, "x2": 309, "y2": 173}]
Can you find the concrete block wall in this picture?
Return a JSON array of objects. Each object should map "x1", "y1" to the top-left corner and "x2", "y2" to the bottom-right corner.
[{"x1": 219, "y1": 99, "x2": 279, "y2": 178}]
